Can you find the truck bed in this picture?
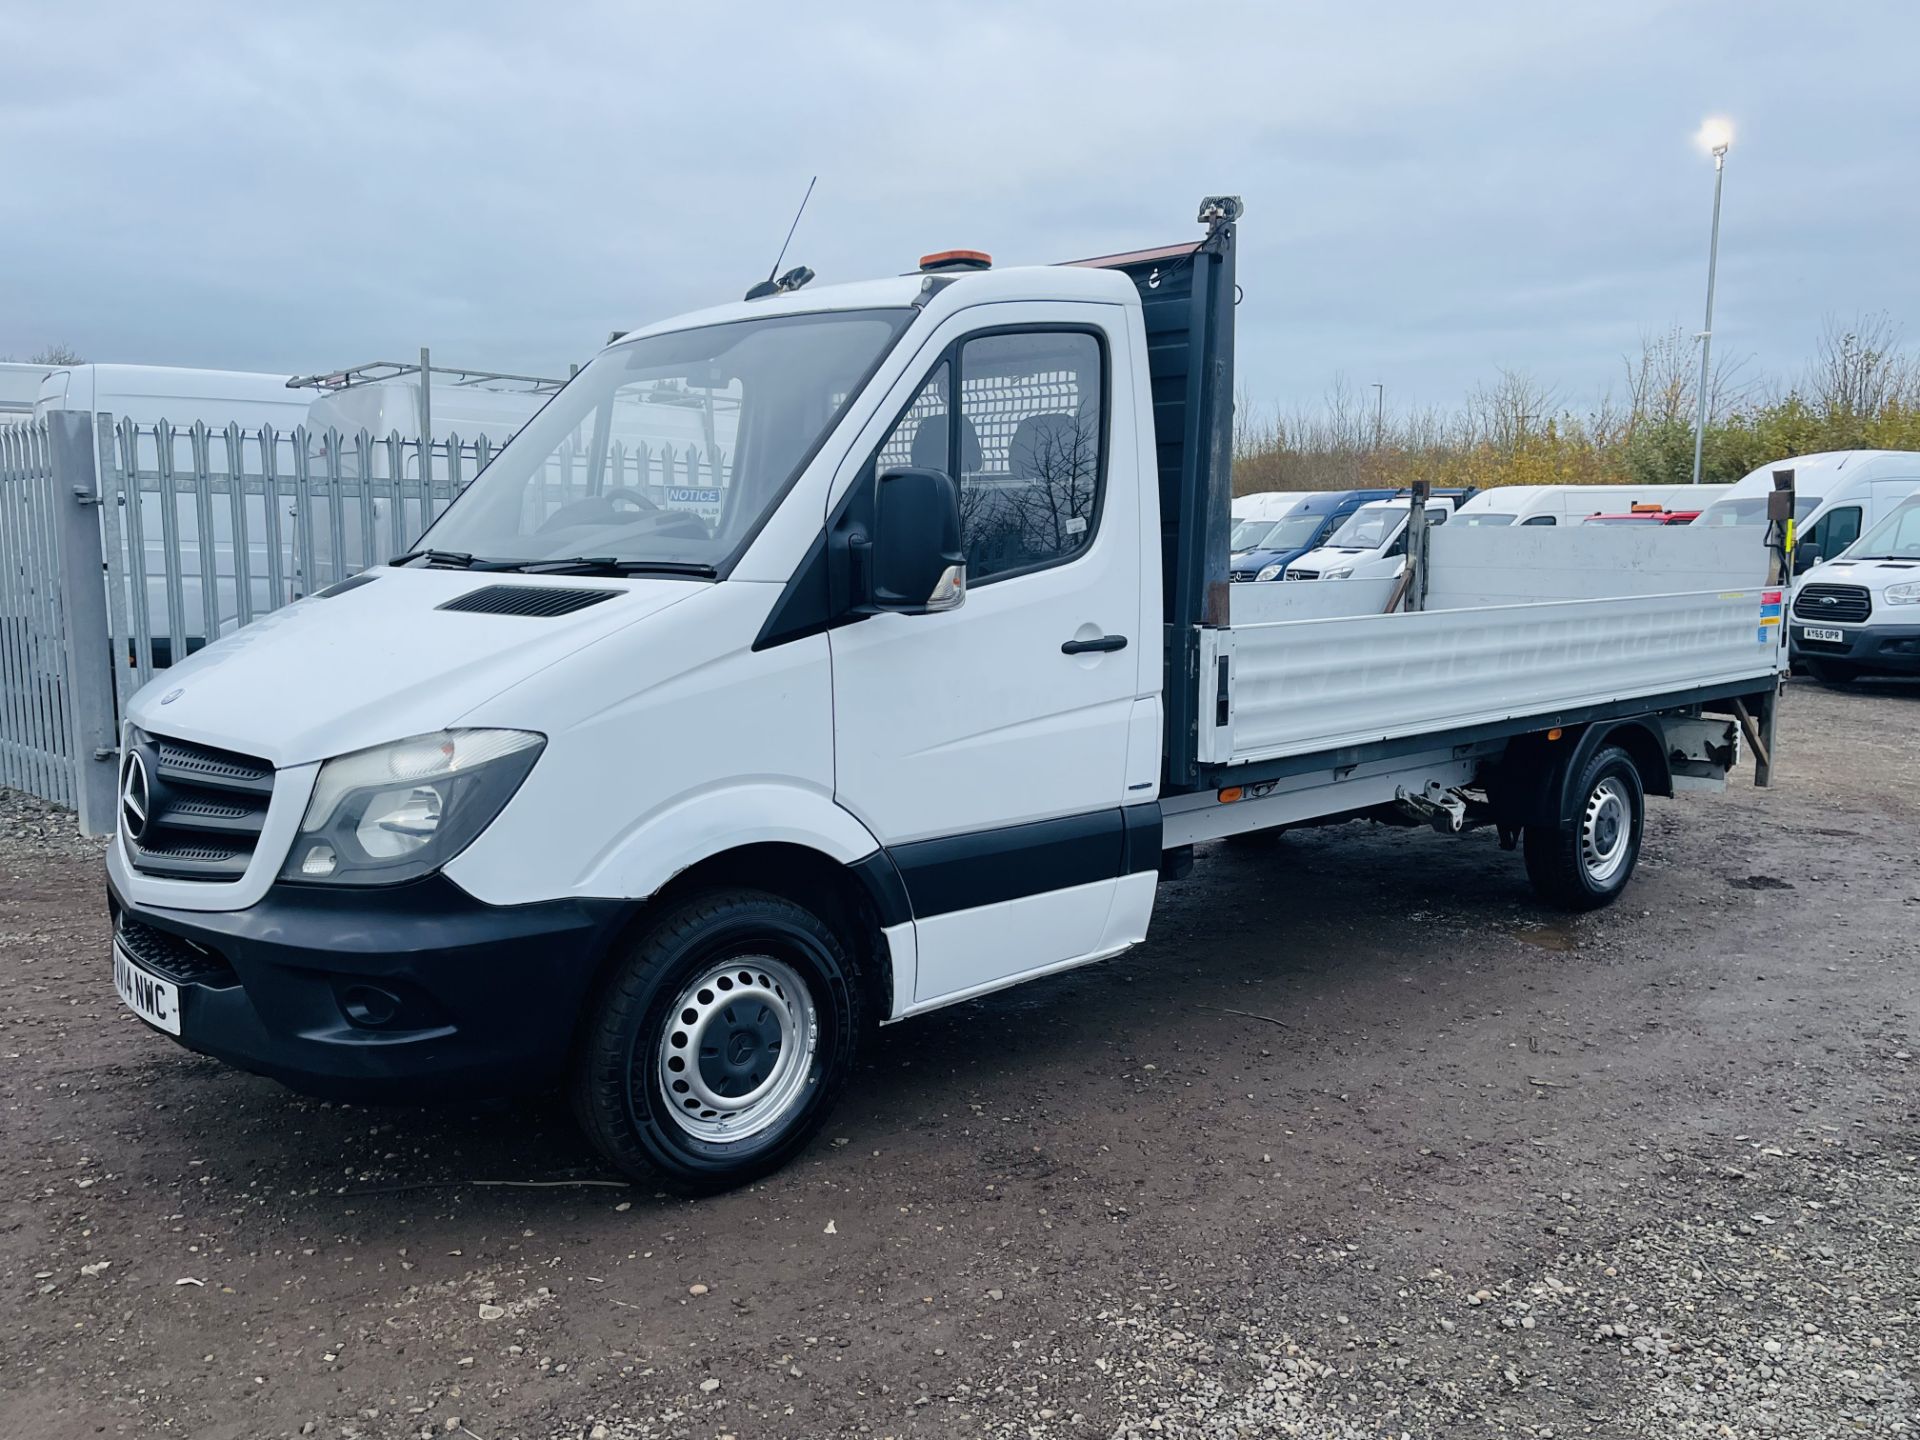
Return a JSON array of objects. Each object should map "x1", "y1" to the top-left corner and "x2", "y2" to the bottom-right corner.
[{"x1": 1203, "y1": 526, "x2": 1784, "y2": 770}]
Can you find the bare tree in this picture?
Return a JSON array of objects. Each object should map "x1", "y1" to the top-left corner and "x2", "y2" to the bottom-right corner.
[
  {"x1": 28, "y1": 344, "x2": 83, "y2": 366},
  {"x1": 1808, "y1": 312, "x2": 1912, "y2": 420},
  {"x1": 1463, "y1": 368, "x2": 1558, "y2": 450}
]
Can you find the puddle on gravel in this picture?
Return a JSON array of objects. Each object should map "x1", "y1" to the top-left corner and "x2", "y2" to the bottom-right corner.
[
  {"x1": 1513, "y1": 923, "x2": 1579, "y2": 951},
  {"x1": 1728, "y1": 874, "x2": 1795, "y2": 891}
]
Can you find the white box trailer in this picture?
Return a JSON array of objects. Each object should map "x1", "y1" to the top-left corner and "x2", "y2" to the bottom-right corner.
[{"x1": 104, "y1": 199, "x2": 1788, "y2": 1192}]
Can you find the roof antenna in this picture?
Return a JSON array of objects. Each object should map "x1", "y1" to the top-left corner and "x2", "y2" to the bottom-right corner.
[{"x1": 745, "y1": 176, "x2": 818, "y2": 301}]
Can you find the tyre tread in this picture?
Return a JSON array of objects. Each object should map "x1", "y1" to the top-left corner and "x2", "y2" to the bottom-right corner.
[{"x1": 569, "y1": 888, "x2": 861, "y2": 1194}]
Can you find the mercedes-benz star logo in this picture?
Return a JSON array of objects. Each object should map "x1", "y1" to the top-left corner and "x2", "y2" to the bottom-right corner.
[{"x1": 120, "y1": 752, "x2": 150, "y2": 842}]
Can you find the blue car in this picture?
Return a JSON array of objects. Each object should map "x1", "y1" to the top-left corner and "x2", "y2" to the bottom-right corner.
[{"x1": 1229, "y1": 488, "x2": 1400, "y2": 582}]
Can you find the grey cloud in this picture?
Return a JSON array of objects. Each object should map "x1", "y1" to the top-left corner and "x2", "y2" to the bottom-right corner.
[{"x1": 1, "y1": 0, "x2": 1914, "y2": 410}]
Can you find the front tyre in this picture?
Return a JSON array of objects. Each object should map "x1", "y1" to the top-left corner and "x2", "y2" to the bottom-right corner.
[
  {"x1": 571, "y1": 889, "x2": 861, "y2": 1193},
  {"x1": 1523, "y1": 745, "x2": 1644, "y2": 911}
]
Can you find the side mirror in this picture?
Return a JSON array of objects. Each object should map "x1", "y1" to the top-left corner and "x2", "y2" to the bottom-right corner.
[
  {"x1": 867, "y1": 467, "x2": 965, "y2": 613},
  {"x1": 1795, "y1": 543, "x2": 1822, "y2": 574}
]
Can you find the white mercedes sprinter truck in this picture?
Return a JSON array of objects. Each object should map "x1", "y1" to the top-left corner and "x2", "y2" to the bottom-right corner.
[{"x1": 106, "y1": 201, "x2": 1789, "y2": 1190}]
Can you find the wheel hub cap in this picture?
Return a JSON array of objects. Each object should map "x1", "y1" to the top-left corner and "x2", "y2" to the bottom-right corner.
[
  {"x1": 656, "y1": 956, "x2": 818, "y2": 1142},
  {"x1": 1580, "y1": 776, "x2": 1632, "y2": 884}
]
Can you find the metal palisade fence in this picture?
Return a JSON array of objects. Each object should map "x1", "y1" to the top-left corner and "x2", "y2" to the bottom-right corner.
[
  {"x1": 0, "y1": 407, "x2": 733, "y2": 833},
  {"x1": 0, "y1": 411, "x2": 498, "y2": 833},
  {"x1": 0, "y1": 418, "x2": 91, "y2": 812},
  {"x1": 97, "y1": 414, "x2": 497, "y2": 693}
]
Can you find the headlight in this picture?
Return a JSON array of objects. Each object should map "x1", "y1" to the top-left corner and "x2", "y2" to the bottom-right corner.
[
  {"x1": 1255, "y1": 563, "x2": 1283, "y2": 582},
  {"x1": 1322, "y1": 566, "x2": 1354, "y2": 580},
  {"x1": 282, "y1": 729, "x2": 544, "y2": 885},
  {"x1": 1885, "y1": 581, "x2": 1920, "y2": 606}
]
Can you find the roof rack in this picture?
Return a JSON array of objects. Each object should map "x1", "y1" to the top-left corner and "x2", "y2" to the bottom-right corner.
[{"x1": 285, "y1": 358, "x2": 566, "y2": 395}]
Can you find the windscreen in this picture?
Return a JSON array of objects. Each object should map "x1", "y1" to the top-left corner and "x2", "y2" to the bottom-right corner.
[
  {"x1": 1232, "y1": 511, "x2": 1324, "y2": 553},
  {"x1": 1229, "y1": 518, "x2": 1277, "y2": 550},
  {"x1": 1847, "y1": 497, "x2": 1920, "y2": 559},
  {"x1": 1697, "y1": 494, "x2": 1821, "y2": 527},
  {"x1": 416, "y1": 309, "x2": 913, "y2": 570},
  {"x1": 1326, "y1": 507, "x2": 1400, "y2": 550}
]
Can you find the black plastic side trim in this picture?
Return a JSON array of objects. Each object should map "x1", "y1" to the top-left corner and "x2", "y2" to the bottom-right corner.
[
  {"x1": 752, "y1": 530, "x2": 834, "y2": 651},
  {"x1": 846, "y1": 849, "x2": 912, "y2": 929},
  {"x1": 889, "y1": 802, "x2": 1159, "y2": 919},
  {"x1": 1121, "y1": 801, "x2": 1163, "y2": 874}
]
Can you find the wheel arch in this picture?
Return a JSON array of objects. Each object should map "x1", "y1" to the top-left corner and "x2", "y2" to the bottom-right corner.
[
  {"x1": 1491, "y1": 718, "x2": 1673, "y2": 829},
  {"x1": 577, "y1": 840, "x2": 906, "y2": 1054}
]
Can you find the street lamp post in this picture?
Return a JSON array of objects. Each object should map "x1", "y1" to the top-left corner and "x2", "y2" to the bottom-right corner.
[
  {"x1": 1371, "y1": 382, "x2": 1384, "y2": 449},
  {"x1": 1691, "y1": 117, "x2": 1733, "y2": 486}
]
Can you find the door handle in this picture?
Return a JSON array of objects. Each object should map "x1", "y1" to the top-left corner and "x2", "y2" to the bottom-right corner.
[{"x1": 1061, "y1": 634, "x2": 1128, "y2": 655}]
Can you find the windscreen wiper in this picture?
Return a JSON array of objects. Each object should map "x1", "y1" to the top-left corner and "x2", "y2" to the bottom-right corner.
[
  {"x1": 388, "y1": 550, "x2": 536, "y2": 571},
  {"x1": 511, "y1": 556, "x2": 719, "y2": 578},
  {"x1": 389, "y1": 548, "x2": 476, "y2": 568}
]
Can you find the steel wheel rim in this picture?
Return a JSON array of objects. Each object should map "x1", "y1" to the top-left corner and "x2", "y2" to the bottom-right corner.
[
  {"x1": 655, "y1": 955, "x2": 818, "y2": 1142},
  {"x1": 1581, "y1": 775, "x2": 1632, "y2": 885}
]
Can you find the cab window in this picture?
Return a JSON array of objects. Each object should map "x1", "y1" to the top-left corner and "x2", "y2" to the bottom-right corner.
[
  {"x1": 1799, "y1": 505, "x2": 1862, "y2": 571},
  {"x1": 874, "y1": 329, "x2": 1107, "y2": 584}
]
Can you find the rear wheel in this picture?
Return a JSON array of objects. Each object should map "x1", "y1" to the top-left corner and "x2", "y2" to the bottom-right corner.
[
  {"x1": 1797, "y1": 657, "x2": 1858, "y2": 685},
  {"x1": 1523, "y1": 745, "x2": 1644, "y2": 911},
  {"x1": 570, "y1": 889, "x2": 861, "y2": 1193}
]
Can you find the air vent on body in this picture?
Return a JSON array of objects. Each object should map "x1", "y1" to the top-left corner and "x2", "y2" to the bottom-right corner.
[
  {"x1": 315, "y1": 573, "x2": 381, "y2": 599},
  {"x1": 437, "y1": 585, "x2": 622, "y2": 617}
]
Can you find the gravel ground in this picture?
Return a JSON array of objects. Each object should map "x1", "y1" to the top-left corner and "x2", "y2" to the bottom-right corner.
[{"x1": 1, "y1": 677, "x2": 1915, "y2": 1440}]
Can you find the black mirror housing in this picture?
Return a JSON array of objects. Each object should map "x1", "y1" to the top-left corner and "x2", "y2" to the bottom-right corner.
[{"x1": 867, "y1": 467, "x2": 966, "y2": 613}]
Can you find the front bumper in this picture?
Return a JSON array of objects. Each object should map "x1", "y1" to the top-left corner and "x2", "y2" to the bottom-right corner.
[
  {"x1": 106, "y1": 871, "x2": 630, "y2": 1101},
  {"x1": 1790, "y1": 620, "x2": 1920, "y2": 675}
]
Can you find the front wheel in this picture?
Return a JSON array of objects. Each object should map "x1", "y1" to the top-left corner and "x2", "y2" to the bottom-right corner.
[
  {"x1": 1523, "y1": 745, "x2": 1644, "y2": 911},
  {"x1": 570, "y1": 889, "x2": 861, "y2": 1193}
]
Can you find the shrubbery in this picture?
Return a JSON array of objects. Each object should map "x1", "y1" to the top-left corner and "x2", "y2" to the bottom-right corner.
[{"x1": 1235, "y1": 316, "x2": 1920, "y2": 495}]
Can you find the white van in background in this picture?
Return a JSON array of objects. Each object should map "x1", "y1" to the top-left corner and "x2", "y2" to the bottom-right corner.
[
  {"x1": 1789, "y1": 485, "x2": 1920, "y2": 682},
  {"x1": 1699, "y1": 451, "x2": 1920, "y2": 578},
  {"x1": 34, "y1": 364, "x2": 308, "y2": 432},
  {"x1": 1231, "y1": 490, "x2": 1311, "y2": 523},
  {"x1": 1, "y1": 361, "x2": 49, "y2": 420},
  {"x1": 1453, "y1": 483, "x2": 1730, "y2": 528},
  {"x1": 296, "y1": 361, "x2": 562, "y2": 452},
  {"x1": 1285, "y1": 495, "x2": 1461, "y2": 580}
]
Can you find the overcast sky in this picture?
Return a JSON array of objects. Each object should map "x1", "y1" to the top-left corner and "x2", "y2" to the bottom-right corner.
[{"x1": 3, "y1": 2, "x2": 1916, "y2": 417}]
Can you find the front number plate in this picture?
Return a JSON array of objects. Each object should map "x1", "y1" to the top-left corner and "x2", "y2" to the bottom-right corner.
[
  {"x1": 1801, "y1": 626, "x2": 1845, "y2": 644},
  {"x1": 114, "y1": 945, "x2": 181, "y2": 1036}
]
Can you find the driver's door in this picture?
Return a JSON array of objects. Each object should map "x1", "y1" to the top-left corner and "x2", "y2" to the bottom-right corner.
[{"x1": 828, "y1": 307, "x2": 1156, "y2": 1009}]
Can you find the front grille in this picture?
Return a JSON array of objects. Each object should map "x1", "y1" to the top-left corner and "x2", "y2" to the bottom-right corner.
[
  {"x1": 123, "y1": 731, "x2": 275, "y2": 882},
  {"x1": 1792, "y1": 583, "x2": 1871, "y2": 624},
  {"x1": 1286, "y1": 568, "x2": 1320, "y2": 581},
  {"x1": 116, "y1": 914, "x2": 238, "y2": 988}
]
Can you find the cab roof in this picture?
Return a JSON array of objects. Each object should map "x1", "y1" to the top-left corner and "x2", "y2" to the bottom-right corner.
[{"x1": 603, "y1": 264, "x2": 1141, "y2": 353}]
